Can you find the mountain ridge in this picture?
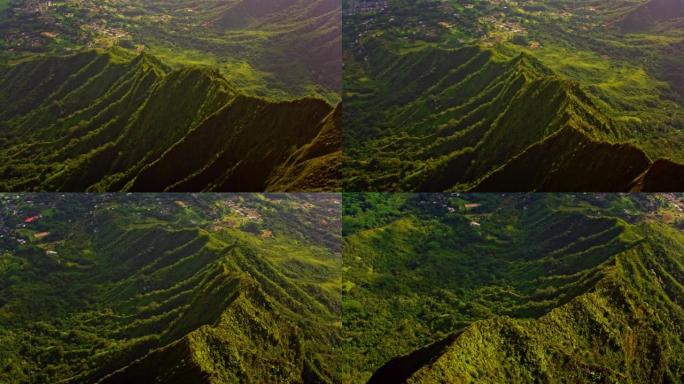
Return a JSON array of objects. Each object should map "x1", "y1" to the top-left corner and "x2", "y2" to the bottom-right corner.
[
  {"x1": 343, "y1": 0, "x2": 684, "y2": 191},
  {"x1": 0, "y1": 49, "x2": 341, "y2": 191},
  {"x1": 378, "y1": 224, "x2": 683, "y2": 383},
  {"x1": 0, "y1": 194, "x2": 342, "y2": 383},
  {"x1": 344, "y1": 42, "x2": 683, "y2": 191},
  {"x1": 341, "y1": 193, "x2": 684, "y2": 383}
]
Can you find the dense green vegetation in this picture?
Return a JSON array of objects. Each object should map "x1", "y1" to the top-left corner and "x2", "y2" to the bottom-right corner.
[
  {"x1": 0, "y1": 193, "x2": 342, "y2": 383},
  {"x1": 342, "y1": 193, "x2": 684, "y2": 383},
  {"x1": 0, "y1": 0, "x2": 340, "y2": 99},
  {"x1": 343, "y1": 0, "x2": 684, "y2": 191},
  {"x1": 0, "y1": 0, "x2": 10, "y2": 13},
  {"x1": 2, "y1": 192, "x2": 683, "y2": 383},
  {"x1": 0, "y1": 1, "x2": 341, "y2": 191},
  {"x1": 0, "y1": 50, "x2": 341, "y2": 192}
]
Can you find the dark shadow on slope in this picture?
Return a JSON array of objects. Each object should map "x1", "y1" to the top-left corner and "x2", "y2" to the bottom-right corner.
[
  {"x1": 98, "y1": 337, "x2": 211, "y2": 384},
  {"x1": 471, "y1": 126, "x2": 652, "y2": 192},
  {"x1": 634, "y1": 158, "x2": 684, "y2": 191},
  {"x1": 367, "y1": 332, "x2": 461, "y2": 384}
]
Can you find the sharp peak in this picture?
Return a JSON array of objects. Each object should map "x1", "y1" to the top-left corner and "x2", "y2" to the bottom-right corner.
[{"x1": 510, "y1": 51, "x2": 553, "y2": 76}]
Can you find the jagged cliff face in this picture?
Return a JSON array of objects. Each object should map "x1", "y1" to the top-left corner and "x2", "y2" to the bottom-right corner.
[
  {"x1": 0, "y1": 193, "x2": 342, "y2": 384},
  {"x1": 0, "y1": 51, "x2": 341, "y2": 192},
  {"x1": 341, "y1": 193, "x2": 684, "y2": 383}
]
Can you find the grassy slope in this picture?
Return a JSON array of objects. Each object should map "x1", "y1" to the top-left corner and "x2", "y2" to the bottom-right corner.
[
  {"x1": 0, "y1": 194, "x2": 342, "y2": 384},
  {"x1": 344, "y1": 42, "x2": 671, "y2": 191},
  {"x1": 0, "y1": 50, "x2": 341, "y2": 192},
  {"x1": 341, "y1": 193, "x2": 684, "y2": 383},
  {"x1": 267, "y1": 105, "x2": 342, "y2": 192},
  {"x1": 403, "y1": 224, "x2": 684, "y2": 383},
  {"x1": 342, "y1": 0, "x2": 684, "y2": 191},
  {"x1": 0, "y1": 0, "x2": 340, "y2": 101}
]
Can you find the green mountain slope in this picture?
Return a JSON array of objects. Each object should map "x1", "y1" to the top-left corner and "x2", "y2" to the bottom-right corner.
[
  {"x1": 343, "y1": 0, "x2": 684, "y2": 191},
  {"x1": 211, "y1": 0, "x2": 341, "y2": 94},
  {"x1": 0, "y1": 0, "x2": 341, "y2": 99},
  {"x1": 0, "y1": 193, "x2": 342, "y2": 383},
  {"x1": 266, "y1": 104, "x2": 343, "y2": 192},
  {"x1": 0, "y1": 50, "x2": 341, "y2": 192},
  {"x1": 342, "y1": 193, "x2": 684, "y2": 383},
  {"x1": 344, "y1": 41, "x2": 684, "y2": 191}
]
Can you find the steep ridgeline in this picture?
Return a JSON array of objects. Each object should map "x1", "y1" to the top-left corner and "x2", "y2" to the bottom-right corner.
[
  {"x1": 0, "y1": 194, "x2": 342, "y2": 383},
  {"x1": 0, "y1": 50, "x2": 341, "y2": 192},
  {"x1": 341, "y1": 193, "x2": 684, "y2": 383},
  {"x1": 343, "y1": 42, "x2": 684, "y2": 192}
]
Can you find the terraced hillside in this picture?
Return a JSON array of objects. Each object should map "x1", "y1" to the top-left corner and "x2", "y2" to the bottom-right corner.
[
  {"x1": 343, "y1": 0, "x2": 684, "y2": 191},
  {"x1": 0, "y1": 50, "x2": 341, "y2": 192},
  {"x1": 341, "y1": 193, "x2": 684, "y2": 383},
  {"x1": 0, "y1": 193, "x2": 342, "y2": 383}
]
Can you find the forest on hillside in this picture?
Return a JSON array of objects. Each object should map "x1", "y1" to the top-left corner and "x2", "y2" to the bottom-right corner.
[
  {"x1": 0, "y1": 193, "x2": 342, "y2": 383},
  {"x1": 343, "y1": 0, "x2": 684, "y2": 191},
  {"x1": 0, "y1": 0, "x2": 342, "y2": 192},
  {"x1": 341, "y1": 193, "x2": 684, "y2": 383}
]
